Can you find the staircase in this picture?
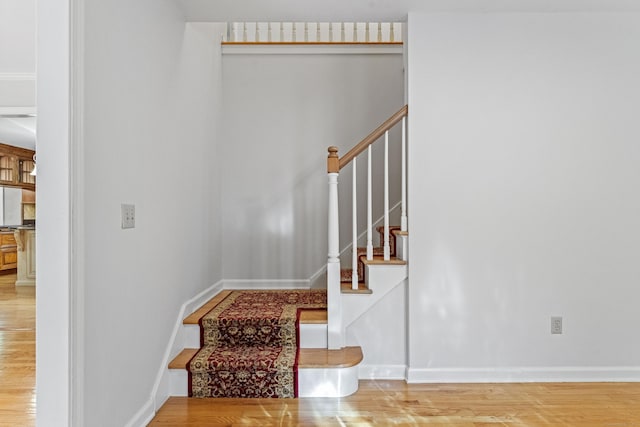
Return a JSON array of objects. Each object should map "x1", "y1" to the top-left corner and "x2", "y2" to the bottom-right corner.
[{"x1": 167, "y1": 105, "x2": 408, "y2": 398}]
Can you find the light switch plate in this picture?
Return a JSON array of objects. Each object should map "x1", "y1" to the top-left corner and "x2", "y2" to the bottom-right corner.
[
  {"x1": 551, "y1": 316, "x2": 563, "y2": 334},
  {"x1": 121, "y1": 204, "x2": 135, "y2": 229}
]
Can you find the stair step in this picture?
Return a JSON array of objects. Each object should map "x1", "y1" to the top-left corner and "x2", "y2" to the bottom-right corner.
[
  {"x1": 340, "y1": 268, "x2": 364, "y2": 283},
  {"x1": 357, "y1": 246, "x2": 384, "y2": 255},
  {"x1": 376, "y1": 225, "x2": 401, "y2": 232},
  {"x1": 341, "y1": 282, "x2": 372, "y2": 294},
  {"x1": 298, "y1": 346, "x2": 362, "y2": 368},
  {"x1": 183, "y1": 290, "x2": 233, "y2": 324},
  {"x1": 299, "y1": 308, "x2": 327, "y2": 324},
  {"x1": 169, "y1": 346, "x2": 362, "y2": 370},
  {"x1": 361, "y1": 255, "x2": 406, "y2": 265},
  {"x1": 169, "y1": 348, "x2": 198, "y2": 369}
]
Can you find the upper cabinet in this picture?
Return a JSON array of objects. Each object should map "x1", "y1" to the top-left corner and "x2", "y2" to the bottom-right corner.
[{"x1": 0, "y1": 143, "x2": 35, "y2": 191}]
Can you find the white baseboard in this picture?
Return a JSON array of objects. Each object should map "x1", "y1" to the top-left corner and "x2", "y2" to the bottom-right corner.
[
  {"x1": 185, "y1": 281, "x2": 225, "y2": 317},
  {"x1": 146, "y1": 280, "x2": 224, "y2": 423},
  {"x1": 406, "y1": 366, "x2": 640, "y2": 383},
  {"x1": 359, "y1": 364, "x2": 407, "y2": 380},
  {"x1": 223, "y1": 279, "x2": 311, "y2": 289},
  {"x1": 124, "y1": 398, "x2": 154, "y2": 427}
]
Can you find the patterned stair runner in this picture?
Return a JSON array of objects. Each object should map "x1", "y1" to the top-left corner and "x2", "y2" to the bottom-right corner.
[{"x1": 187, "y1": 289, "x2": 326, "y2": 398}]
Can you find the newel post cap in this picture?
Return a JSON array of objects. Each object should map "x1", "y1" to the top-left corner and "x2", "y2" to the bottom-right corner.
[{"x1": 327, "y1": 146, "x2": 339, "y2": 173}]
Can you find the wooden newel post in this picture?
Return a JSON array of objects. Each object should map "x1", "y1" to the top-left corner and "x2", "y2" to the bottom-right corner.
[{"x1": 327, "y1": 146, "x2": 339, "y2": 173}]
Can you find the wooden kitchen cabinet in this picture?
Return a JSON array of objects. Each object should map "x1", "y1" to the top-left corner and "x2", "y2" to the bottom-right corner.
[
  {"x1": 0, "y1": 231, "x2": 18, "y2": 271},
  {"x1": 0, "y1": 143, "x2": 36, "y2": 191}
]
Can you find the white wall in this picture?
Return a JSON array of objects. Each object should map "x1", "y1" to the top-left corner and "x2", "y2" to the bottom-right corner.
[
  {"x1": 0, "y1": 0, "x2": 36, "y2": 115},
  {"x1": 407, "y1": 12, "x2": 640, "y2": 381},
  {"x1": 347, "y1": 281, "x2": 406, "y2": 378},
  {"x1": 0, "y1": 0, "x2": 35, "y2": 73},
  {"x1": 220, "y1": 52, "x2": 404, "y2": 281},
  {"x1": 36, "y1": 0, "x2": 71, "y2": 423},
  {"x1": 80, "y1": 1, "x2": 224, "y2": 424}
]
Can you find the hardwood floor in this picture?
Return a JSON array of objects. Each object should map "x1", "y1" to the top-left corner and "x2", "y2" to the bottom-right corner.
[
  {"x1": 0, "y1": 273, "x2": 35, "y2": 426},
  {"x1": 150, "y1": 380, "x2": 640, "y2": 426},
  {"x1": 4, "y1": 273, "x2": 637, "y2": 427}
]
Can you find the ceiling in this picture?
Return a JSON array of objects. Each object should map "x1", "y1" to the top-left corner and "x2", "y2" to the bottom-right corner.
[
  {"x1": 0, "y1": 116, "x2": 36, "y2": 150},
  {"x1": 175, "y1": 0, "x2": 640, "y2": 21}
]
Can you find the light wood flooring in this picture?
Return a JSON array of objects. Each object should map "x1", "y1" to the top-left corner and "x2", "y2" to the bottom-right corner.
[
  {"x1": 0, "y1": 273, "x2": 35, "y2": 426},
  {"x1": 158, "y1": 289, "x2": 640, "y2": 426},
  {"x1": 151, "y1": 380, "x2": 640, "y2": 426},
  {"x1": 5, "y1": 276, "x2": 638, "y2": 427}
]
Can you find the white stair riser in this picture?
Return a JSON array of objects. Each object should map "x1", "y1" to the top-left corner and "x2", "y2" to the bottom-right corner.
[
  {"x1": 184, "y1": 325, "x2": 200, "y2": 349},
  {"x1": 170, "y1": 369, "x2": 189, "y2": 397},
  {"x1": 299, "y1": 324, "x2": 328, "y2": 348},
  {"x1": 184, "y1": 323, "x2": 328, "y2": 349},
  {"x1": 170, "y1": 364, "x2": 359, "y2": 398},
  {"x1": 298, "y1": 365, "x2": 359, "y2": 397},
  {"x1": 367, "y1": 264, "x2": 407, "y2": 291}
]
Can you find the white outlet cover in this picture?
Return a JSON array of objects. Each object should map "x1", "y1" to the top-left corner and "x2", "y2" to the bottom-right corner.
[{"x1": 121, "y1": 204, "x2": 135, "y2": 229}]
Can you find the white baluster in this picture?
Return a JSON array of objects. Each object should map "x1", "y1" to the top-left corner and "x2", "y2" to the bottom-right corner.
[
  {"x1": 327, "y1": 147, "x2": 342, "y2": 349},
  {"x1": 292, "y1": 22, "x2": 297, "y2": 42},
  {"x1": 378, "y1": 22, "x2": 382, "y2": 42},
  {"x1": 352, "y1": 158, "x2": 359, "y2": 290},
  {"x1": 401, "y1": 116, "x2": 408, "y2": 232},
  {"x1": 383, "y1": 130, "x2": 390, "y2": 260},
  {"x1": 390, "y1": 22, "x2": 395, "y2": 43},
  {"x1": 268, "y1": 22, "x2": 272, "y2": 42},
  {"x1": 329, "y1": 22, "x2": 333, "y2": 42},
  {"x1": 255, "y1": 22, "x2": 260, "y2": 42},
  {"x1": 341, "y1": 22, "x2": 346, "y2": 42},
  {"x1": 304, "y1": 23, "x2": 309, "y2": 42},
  {"x1": 353, "y1": 22, "x2": 358, "y2": 42},
  {"x1": 317, "y1": 22, "x2": 321, "y2": 42},
  {"x1": 328, "y1": 171, "x2": 340, "y2": 265},
  {"x1": 365, "y1": 22, "x2": 370, "y2": 42},
  {"x1": 243, "y1": 22, "x2": 247, "y2": 42},
  {"x1": 280, "y1": 22, "x2": 284, "y2": 42},
  {"x1": 366, "y1": 145, "x2": 373, "y2": 260}
]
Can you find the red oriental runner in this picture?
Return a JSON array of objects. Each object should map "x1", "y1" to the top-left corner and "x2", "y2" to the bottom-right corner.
[{"x1": 187, "y1": 289, "x2": 327, "y2": 398}]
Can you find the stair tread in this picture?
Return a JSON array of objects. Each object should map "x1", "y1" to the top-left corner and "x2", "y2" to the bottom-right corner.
[
  {"x1": 356, "y1": 246, "x2": 384, "y2": 255},
  {"x1": 184, "y1": 290, "x2": 233, "y2": 324},
  {"x1": 169, "y1": 348, "x2": 198, "y2": 369},
  {"x1": 360, "y1": 255, "x2": 406, "y2": 265},
  {"x1": 169, "y1": 346, "x2": 362, "y2": 370},
  {"x1": 340, "y1": 282, "x2": 372, "y2": 294},
  {"x1": 299, "y1": 309, "x2": 327, "y2": 324},
  {"x1": 376, "y1": 225, "x2": 402, "y2": 232},
  {"x1": 298, "y1": 346, "x2": 363, "y2": 369},
  {"x1": 391, "y1": 229, "x2": 408, "y2": 237}
]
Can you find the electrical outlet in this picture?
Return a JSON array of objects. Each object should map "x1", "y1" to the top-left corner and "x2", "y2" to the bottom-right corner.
[
  {"x1": 551, "y1": 316, "x2": 563, "y2": 334},
  {"x1": 121, "y1": 204, "x2": 135, "y2": 229}
]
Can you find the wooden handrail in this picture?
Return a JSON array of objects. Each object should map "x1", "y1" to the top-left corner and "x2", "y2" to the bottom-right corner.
[{"x1": 334, "y1": 105, "x2": 407, "y2": 171}]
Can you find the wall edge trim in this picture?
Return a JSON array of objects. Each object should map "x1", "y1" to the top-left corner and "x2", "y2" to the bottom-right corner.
[{"x1": 407, "y1": 366, "x2": 640, "y2": 383}]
